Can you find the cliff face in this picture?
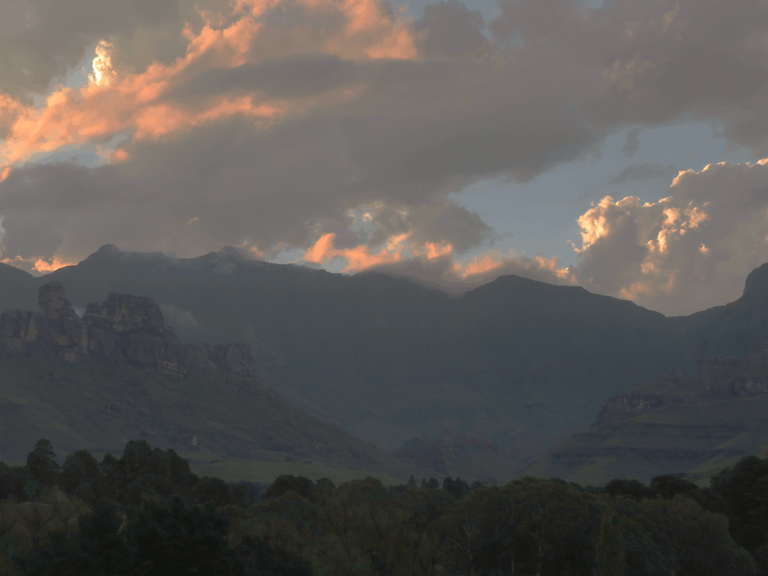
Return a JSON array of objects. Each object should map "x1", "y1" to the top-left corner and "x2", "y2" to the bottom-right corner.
[
  {"x1": 0, "y1": 282, "x2": 259, "y2": 380},
  {"x1": 592, "y1": 344, "x2": 768, "y2": 428},
  {"x1": 521, "y1": 343, "x2": 768, "y2": 485}
]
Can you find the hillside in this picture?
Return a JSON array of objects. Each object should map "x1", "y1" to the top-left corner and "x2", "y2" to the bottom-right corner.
[
  {"x1": 520, "y1": 343, "x2": 768, "y2": 485},
  {"x1": 0, "y1": 281, "x2": 449, "y2": 485},
  {"x1": 0, "y1": 244, "x2": 731, "y2": 478}
]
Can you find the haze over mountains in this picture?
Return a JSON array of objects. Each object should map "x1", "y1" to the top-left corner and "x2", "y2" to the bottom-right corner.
[{"x1": 5, "y1": 244, "x2": 768, "y2": 482}]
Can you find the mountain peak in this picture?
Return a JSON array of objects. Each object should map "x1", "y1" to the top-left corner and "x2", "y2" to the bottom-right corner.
[
  {"x1": 96, "y1": 244, "x2": 121, "y2": 255},
  {"x1": 742, "y1": 261, "x2": 768, "y2": 298},
  {"x1": 216, "y1": 246, "x2": 249, "y2": 259}
]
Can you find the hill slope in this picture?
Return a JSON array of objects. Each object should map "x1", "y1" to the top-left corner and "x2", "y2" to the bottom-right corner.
[
  {"x1": 520, "y1": 344, "x2": 768, "y2": 485},
  {"x1": 4, "y1": 245, "x2": 768, "y2": 479},
  {"x1": 0, "y1": 281, "x2": 447, "y2": 485}
]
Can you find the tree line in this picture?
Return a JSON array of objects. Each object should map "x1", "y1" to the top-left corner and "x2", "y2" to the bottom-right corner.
[{"x1": 1, "y1": 438, "x2": 767, "y2": 575}]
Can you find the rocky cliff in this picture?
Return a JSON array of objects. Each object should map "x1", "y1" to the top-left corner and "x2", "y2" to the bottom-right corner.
[
  {"x1": 0, "y1": 282, "x2": 260, "y2": 380},
  {"x1": 520, "y1": 343, "x2": 768, "y2": 485},
  {"x1": 592, "y1": 344, "x2": 768, "y2": 428}
]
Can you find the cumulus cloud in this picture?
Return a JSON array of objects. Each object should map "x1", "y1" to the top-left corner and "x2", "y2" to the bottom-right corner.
[
  {"x1": 572, "y1": 160, "x2": 768, "y2": 315},
  {"x1": 3, "y1": 0, "x2": 768, "y2": 314}
]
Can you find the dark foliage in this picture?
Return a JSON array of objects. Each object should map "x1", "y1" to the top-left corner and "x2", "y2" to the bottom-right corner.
[
  {"x1": 262, "y1": 474, "x2": 316, "y2": 503},
  {"x1": 649, "y1": 475, "x2": 699, "y2": 500},
  {"x1": 235, "y1": 536, "x2": 313, "y2": 576},
  {"x1": 25, "y1": 439, "x2": 60, "y2": 488},
  {"x1": 7, "y1": 439, "x2": 768, "y2": 576},
  {"x1": 709, "y1": 456, "x2": 768, "y2": 553},
  {"x1": 603, "y1": 478, "x2": 656, "y2": 501}
]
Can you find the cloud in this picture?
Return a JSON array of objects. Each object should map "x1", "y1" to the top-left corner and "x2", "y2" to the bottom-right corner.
[
  {"x1": 361, "y1": 249, "x2": 575, "y2": 295},
  {"x1": 571, "y1": 159, "x2": 768, "y2": 315},
  {"x1": 413, "y1": 0, "x2": 490, "y2": 60},
  {"x1": 621, "y1": 126, "x2": 642, "y2": 158},
  {"x1": 607, "y1": 162, "x2": 681, "y2": 185},
  {"x1": 0, "y1": 0, "x2": 603, "y2": 271},
  {"x1": 491, "y1": 0, "x2": 768, "y2": 155},
  {"x1": 3, "y1": 0, "x2": 768, "y2": 315},
  {"x1": 159, "y1": 303, "x2": 200, "y2": 329},
  {"x1": 0, "y1": 0, "x2": 185, "y2": 99},
  {"x1": 175, "y1": 53, "x2": 360, "y2": 100}
]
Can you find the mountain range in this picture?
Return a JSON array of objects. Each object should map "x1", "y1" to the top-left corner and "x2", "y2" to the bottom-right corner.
[{"x1": 4, "y1": 244, "x2": 768, "y2": 483}]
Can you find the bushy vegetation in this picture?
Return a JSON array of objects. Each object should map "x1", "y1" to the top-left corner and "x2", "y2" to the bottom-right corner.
[{"x1": 2, "y1": 439, "x2": 768, "y2": 575}]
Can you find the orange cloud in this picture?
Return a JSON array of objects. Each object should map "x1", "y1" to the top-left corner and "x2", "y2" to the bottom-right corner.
[
  {"x1": 339, "y1": 0, "x2": 418, "y2": 60},
  {"x1": 109, "y1": 148, "x2": 130, "y2": 164},
  {"x1": 33, "y1": 256, "x2": 78, "y2": 274},
  {"x1": 0, "y1": 255, "x2": 77, "y2": 274},
  {"x1": 459, "y1": 252, "x2": 506, "y2": 278},
  {"x1": 420, "y1": 241, "x2": 453, "y2": 259},
  {"x1": 303, "y1": 231, "x2": 408, "y2": 272},
  {"x1": 0, "y1": 0, "x2": 418, "y2": 175}
]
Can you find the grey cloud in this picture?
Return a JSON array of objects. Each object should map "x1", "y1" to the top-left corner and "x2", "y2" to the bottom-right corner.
[
  {"x1": 621, "y1": 127, "x2": 642, "y2": 158},
  {"x1": 363, "y1": 252, "x2": 572, "y2": 295},
  {"x1": 414, "y1": 0, "x2": 490, "y2": 60},
  {"x1": 6, "y1": 0, "x2": 768, "y2": 320},
  {"x1": 175, "y1": 54, "x2": 360, "y2": 101},
  {"x1": 159, "y1": 303, "x2": 199, "y2": 329},
  {"x1": 607, "y1": 162, "x2": 680, "y2": 185},
  {"x1": 0, "y1": 0, "x2": 184, "y2": 98},
  {"x1": 491, "y1": 0, "x2": 768, "y2": 155}
]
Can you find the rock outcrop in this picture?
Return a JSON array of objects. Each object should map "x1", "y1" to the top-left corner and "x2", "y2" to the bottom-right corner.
[
  {"x1": 0, "y1": 282, "x2": 260, "y2": 380},
  {"x1": 696, "y1": 356, "x2": 751, "y2": 387},
  {"x1": 592, "y1": 344, "x2": 768, "y2": 428}
]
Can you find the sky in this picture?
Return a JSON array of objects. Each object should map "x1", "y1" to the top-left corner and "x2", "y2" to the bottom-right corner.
[{"x1": 1, "y1": 0, "x2": 768, "y2": 316}]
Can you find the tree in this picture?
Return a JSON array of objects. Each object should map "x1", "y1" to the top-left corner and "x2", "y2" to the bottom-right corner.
[
  {"x1": 262, "y1": 475, "x2": 316, "y2": 503},
  {"x1": 594, "y1": 507, "x2": 625, "y2": 576},
  {"x1": 25, "y1": 440, "x2": 60, "y2": 488},
  {"x1": 126, "y1": 495, "x2": 242, "y2": 576},
  {"x1": 603, "y1": 479, "x2": 654, "y2": 502},
  {"x1": 15, "y1": 504, "x2": 130, "y2": 576},
  {"x1": 709, "y1": 455, "x2": 768, "y2": 551},
  {"x1": 304, "y1": 477, "x2": 447, "y2": 576},
  {"x1": 442, "y1": 477, "x2": 470, "y2": 501},
  {"x1": 637, "y1": 496, "x2": 757, "y2": 576},
  {"x1": 235, "y1": 535, "x2": 312, "y2": 576},
  {"x1": 59, "y1": 450, "x2": 101, "y2": 495},
  {"x1": 649, "y1": 475, "x2": 699, "y2": 500},
  {"x1": 186, "y1": 477, "x2": 236, "y2": 508}
]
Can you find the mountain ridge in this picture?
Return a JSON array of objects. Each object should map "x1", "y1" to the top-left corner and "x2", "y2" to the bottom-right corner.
[
  {"x1": 2, "y1": 244, "x2": 767, "y2": 481},
  {"x1": 0, "y1": 280, "x2": 448, "y2": 484}
]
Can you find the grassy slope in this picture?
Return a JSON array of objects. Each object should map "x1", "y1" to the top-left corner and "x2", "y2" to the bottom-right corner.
[
  {"x1": 27, "y1": 247, "x2": 711, "y2": 461},
  {"x1": 520, "y1": 394, "x2": 768, "y2": 486},
  {"x1": 0, "y1": 356, "x2": 445, "y2": 486}
]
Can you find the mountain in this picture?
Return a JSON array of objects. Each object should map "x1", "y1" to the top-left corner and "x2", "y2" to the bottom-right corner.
[
  {"x1": 0, "y1": 280, "x2": 442, "y2": 485},
  {"x1": 519, "y1": 342, "x2": 768, "y2": 486},
  {"x1": 2, "y1": 244, "x2": 767, "y2": 481}
]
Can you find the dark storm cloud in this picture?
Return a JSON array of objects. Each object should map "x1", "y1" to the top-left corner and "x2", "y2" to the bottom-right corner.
[{"x1": 174, "y1": 54, "x2": 361, "y2": 100}]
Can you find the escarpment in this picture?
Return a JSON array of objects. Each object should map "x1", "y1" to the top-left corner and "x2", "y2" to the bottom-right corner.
[
  {"x1": 592, "y1": 343, "x2": 768, "y2": 428},
  {"x1": 0, "y1": 282, "x2": 260, "y2": 380}
]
